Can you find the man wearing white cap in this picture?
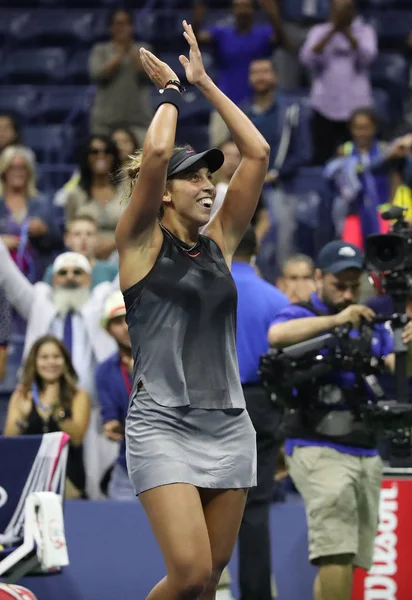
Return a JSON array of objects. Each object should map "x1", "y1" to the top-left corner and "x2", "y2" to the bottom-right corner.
[
  {"x1": 96, "y1": 290, "x2": 135, "y2": 500},
  {"x1": 0, "y1": 239, "x2": 119, "y2": 498}
]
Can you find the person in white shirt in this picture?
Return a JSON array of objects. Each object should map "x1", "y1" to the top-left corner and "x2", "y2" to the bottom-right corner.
[{"x1": 0, "y1": 241, "x2": 119, "y2": 498}]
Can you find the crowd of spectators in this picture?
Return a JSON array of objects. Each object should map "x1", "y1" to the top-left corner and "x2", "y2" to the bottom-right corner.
[{"x1": 0, "y1": 0, "x2": 412, "y2": 507}]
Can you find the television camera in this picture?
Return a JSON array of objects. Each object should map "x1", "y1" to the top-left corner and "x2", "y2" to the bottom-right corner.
[{"x1": 259, "y1": 207, "x2": 412, "y2": 459}]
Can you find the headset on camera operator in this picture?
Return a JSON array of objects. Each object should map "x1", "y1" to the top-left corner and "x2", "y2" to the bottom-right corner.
[{"x1": 266, "y1": 240, "x2": 403, "y2": 600}]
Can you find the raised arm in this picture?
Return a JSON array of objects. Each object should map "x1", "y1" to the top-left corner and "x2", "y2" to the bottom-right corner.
[
  {"x1": 115, "y1": 52, "x2": 181, "y2": 253},
  {"x1": 300, "y1": 25, "x2": 336, "y2": 69},
  {"x1": 259, "y1": 0, "x2": 292, "y2": 51},
  {"x1": 0, "y1": 238, "x2": 35, "y2": 320},
  {"x1": 179, "y1": 22, "x2": 270, "y2": 259},
  {"x1": 192, "y1": 1, "x2": 213, "y2": 44}
]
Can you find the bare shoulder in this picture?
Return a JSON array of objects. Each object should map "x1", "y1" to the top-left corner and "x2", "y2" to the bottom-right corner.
[{"x1": 118, "y1": 223, "x2": 164, "y2": 292}]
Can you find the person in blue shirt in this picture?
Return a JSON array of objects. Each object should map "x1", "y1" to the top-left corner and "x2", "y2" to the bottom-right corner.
[
  {"x1": 95, "y1": 290, "x2": 133, "y2": 500},
  {"x1": 230, "y1": 225, "x2": 288, "y2": 600},
  {"x1": 268, "y1": 241, "x2": 402, "y2": 600},
  {"x1": 194, "y1": 0, "x2": 289, "y2": 106}
]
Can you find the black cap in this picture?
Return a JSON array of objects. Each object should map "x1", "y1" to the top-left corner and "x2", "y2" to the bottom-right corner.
[
  {"x1": 167, "y1": 146, "x2": 224, "y2": 178},
  {"x1": 316, "y1": 241, "x2": 364, "y2": 274}
]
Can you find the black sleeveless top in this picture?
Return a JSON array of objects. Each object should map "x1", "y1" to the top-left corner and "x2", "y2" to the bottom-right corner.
[
  {"x1": 25, "y1": 402, "x2": 86, "y2": 494},
  {"x1": 123, "y1": 227, "x2": 245, "y2": 409}
]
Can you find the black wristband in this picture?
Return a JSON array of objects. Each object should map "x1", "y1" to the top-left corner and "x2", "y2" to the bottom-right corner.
[{"x1": 154, "y1": 88, "x2": 183, "y2": 115}]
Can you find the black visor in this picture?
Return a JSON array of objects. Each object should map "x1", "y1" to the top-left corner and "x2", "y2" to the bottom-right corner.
[{"x1": 167, "y1": 146, "x2": 224, "y2": 178}]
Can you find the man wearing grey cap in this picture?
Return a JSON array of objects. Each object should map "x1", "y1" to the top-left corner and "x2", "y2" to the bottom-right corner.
[
  {"x1": 0, "y1": 239, "x2": 118, "y2": 498},
  {"x1": 268, "y1": 241, "x2": 399, "y2": 600}
]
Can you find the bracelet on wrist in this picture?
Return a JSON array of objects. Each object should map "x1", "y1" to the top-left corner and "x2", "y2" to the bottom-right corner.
[{"x1": 160, "y1": 79, "x2": 186, "y2": 94}]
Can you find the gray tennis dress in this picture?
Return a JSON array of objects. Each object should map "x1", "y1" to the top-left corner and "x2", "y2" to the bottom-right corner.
[{"x1": 123, "y1": 225, "x2": 257, "y2": 495}]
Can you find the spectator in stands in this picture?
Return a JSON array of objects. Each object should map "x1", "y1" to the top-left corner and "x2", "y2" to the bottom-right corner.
[
  {"x1": 301, "y1": 0, "x2": 377, "y2": 165},
  {"x1": 327, "y1": 108, "x2": 390, "y2": 248},
  {"x1": 210, "y1": 139, "x2": 270, "y2": 243},
  {"x1": 64, "y1": 136, "x2": 122, "y2": 261},
  {"x1": 274, "y1": 0, "x2": 329, "y2": 92},
  {"x1": 0, "y1": 243, "x2": 119, "y2": 499},
  {"x1": 96, "y1": 291, "x2": 134, "y2": 500},
  {"x1": 4, "y1": 335, "x2": 90, "y2": 499},
  {"x1": 89, "y1": 9, "x2": 153, "y2": 144},
  {"x1": 276, "y1": 254, "x2": 315, "y2": 302},
  {"x1": 43, "y1": 216, "x2": 118, "y2": 289},
  {"x1": 0, "y1": 146, "x2": 62, "y2": 282},
  {"x1": 110, "y1": 127, "x2": 138, "y2": 164},
  {"x1": 223, "y1": 58, "x2": 310, "y2": 275},
  {"x1": 0, "y1": 113, "x2": 20, "y2": 153},
  {"x1": 246, "y1": 59, "x2": 311, "y2": 183},
  {"x1": 195, "y1": 0, "x2": 289, "y2": 106},
  {"x1": 0, "y1": 289, "x2": 11, "y2": 381},
  {"x1": 370, "y1": 134, "x2": 412, "y2": 223}
]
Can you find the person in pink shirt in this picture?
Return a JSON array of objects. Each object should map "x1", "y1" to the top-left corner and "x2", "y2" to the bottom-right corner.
[{"x1": 300, "y1": 0, "x2": 377, "y2": 166}]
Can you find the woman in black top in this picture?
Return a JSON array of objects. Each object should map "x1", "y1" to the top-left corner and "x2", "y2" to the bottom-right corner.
[
  {"x1": 116, "y1": 21, "x2": 269, "y2": 599},
  {"x1": 4, "y1": 335, "x2": 90, "y2": 499}
]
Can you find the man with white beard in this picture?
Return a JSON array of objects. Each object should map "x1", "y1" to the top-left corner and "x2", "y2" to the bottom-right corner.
[{"x1": 0, "y1": 239, "x2": 118, "y2": 498}]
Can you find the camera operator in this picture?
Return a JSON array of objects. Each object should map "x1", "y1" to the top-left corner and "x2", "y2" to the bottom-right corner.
[{"x1": 268, "y1": 240, "x2": 397, "y2": 600}]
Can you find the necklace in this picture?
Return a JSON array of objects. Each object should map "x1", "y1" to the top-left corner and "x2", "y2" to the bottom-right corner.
[
  {"x1": 32, "y1": 383, "x2": 58, "y2": 414},
  {"x1": 160, "y1": 224, "x2": 200, "y2": 254}
]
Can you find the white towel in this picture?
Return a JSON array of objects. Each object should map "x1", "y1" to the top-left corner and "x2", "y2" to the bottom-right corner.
[{"x1": 25, "y1": 492, "x2": 69, "y2": 570}]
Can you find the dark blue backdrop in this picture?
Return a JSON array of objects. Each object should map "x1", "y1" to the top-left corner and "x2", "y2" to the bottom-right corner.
[{"x1": 21, "y1": 498, "x2": 316, "y2": 600}]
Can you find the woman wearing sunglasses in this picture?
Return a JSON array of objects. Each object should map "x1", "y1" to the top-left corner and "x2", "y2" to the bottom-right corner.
[{"x1": 64, "y1": 135, "x2": 122, "y2": 260}]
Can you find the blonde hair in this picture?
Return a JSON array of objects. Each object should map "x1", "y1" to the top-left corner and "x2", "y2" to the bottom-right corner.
[
  {"x1": 0, "y1": 145, "x2": 38, "y2": 197},
  {"x1": 119, "y1": 145, "x2": 191, "y2": 205}
]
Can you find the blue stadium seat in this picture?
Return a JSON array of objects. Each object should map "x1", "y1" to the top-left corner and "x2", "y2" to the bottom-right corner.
[
  {"x1": 150, "y1": 86, "x2": 211, "y2": 124},
  {"x1": 359, "y1": 0, "x2": 412, "y2": 6},
  {"x1": 371, "y1": 53, "x2": 409, "y2": 93},
  {"x1": 64, "y1": 51, "x2": 91, "y2": 84},
  {"x1": 10, "y1": 9, "x2": 101, "y2": 46},
  {"x1": 135, "y1": 9, "x2": 186, "y2": 46},
  {"x1": 0, "y1": 10, "x2": 30, "y2": 43},
  {"x1": 38, "y1": 85, "x2": 94, "y2": 124},
  {"x1": 365, "y1": 10, "x2": 412, "y2": 48},
  {"x1": 0, "y1": 334, "x2": 24, "y2": 402},
  {"x1": 22, "y1": 125, "x2": 75, "y2": 162},
  {"x1": 176, "y1": 124, "x2": 210, "y2": 153},
  {"x1": 372, "y1": 88, "x2": 391, "y2": 125},
  {"x1": 158, "y1": 52, "x2": 186, "y2": 81},
  {"x1": 180, "y1": 89, "x2": 212, "y2": 123},
  {"x1": 0, "y1": 48, "x2": 67, "y2": 84},
  {"x1": 0, "y1": 86, "x2": 43, "y2": 121},
  {"x1": 291, "y1": 167, "x2": 335, "y2": 255},
  {"x1": 279, "y1": 0, "x2": 330, "y2": 21}
]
